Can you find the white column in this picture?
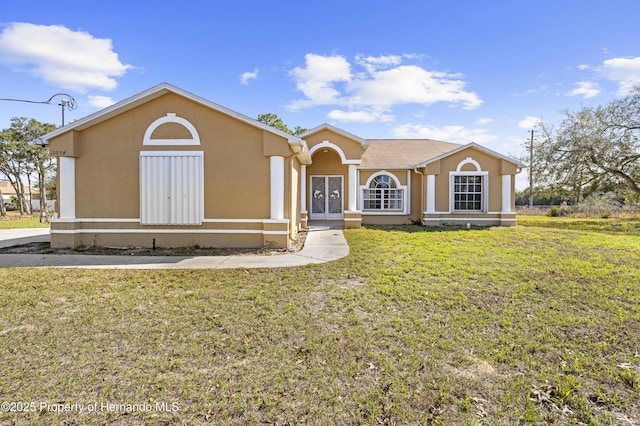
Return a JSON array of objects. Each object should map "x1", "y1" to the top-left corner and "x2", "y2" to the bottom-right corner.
[
  {"x1": 502, "y1": 174, "x2": 512, "y2": 213},
  {"x1": 270, "y1": 156, "x2": 285, "y2": 220},
  {"x1": 426, "y1": 174, "x2": 436, "y2": 213},
  {"x1": 348, "y1": 164, "x2": 357, "y2": 211},
  {"x1": 300, "y1": 165, "x2": 307, "y2": 213},
  {"x1": 59, "y1": 157, "x2": 76, "y2": 219}
]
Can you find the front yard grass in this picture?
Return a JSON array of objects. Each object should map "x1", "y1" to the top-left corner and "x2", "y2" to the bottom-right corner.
[
  {"x1": 0, "y1": 218, "x2": 638, "y2": 424},
  {"x1": 0, "y1": 212, "x2": 50, "y2": 229}
]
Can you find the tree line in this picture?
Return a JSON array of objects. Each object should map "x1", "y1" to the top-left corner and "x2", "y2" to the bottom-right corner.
[{"x1": 0, "y1": 117, "x2": 56, "y2": 216}]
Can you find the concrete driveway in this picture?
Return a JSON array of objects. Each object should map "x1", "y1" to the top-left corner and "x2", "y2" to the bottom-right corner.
[{"x1": 0, "y1": 225, "x2": 349, "y2": 269}]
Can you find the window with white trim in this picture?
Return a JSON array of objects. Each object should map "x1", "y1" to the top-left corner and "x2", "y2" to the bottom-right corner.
[
  {"x1": 140, "y1": 151, "x2": 204, "y2": 225},
  {"x1": 453, "y1": 175, "x2": 483, "y2": 211},
  {"x1": 363, "y1": 174, "x2": 403, "y2": 210}
]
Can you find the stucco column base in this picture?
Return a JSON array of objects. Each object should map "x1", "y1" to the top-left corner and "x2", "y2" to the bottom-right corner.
[
  {"x1": 300, "y1": 211, "x2": 308, "y2": 229},
  {"x1": 263, "y1": 219, "x2": 290, "y2": 248},
  {"x1": 421, "y1": 214, "x2": 441, "y2": 227},
  {"x1": 498, "y1": 213, "x2": 517, "y2": 226},
  {"x1": 343, "y1": 210, "x2": 362, "y2": 229},
  {"x1": 50, "y1": 220, "x2": 81, "y2": 248}
]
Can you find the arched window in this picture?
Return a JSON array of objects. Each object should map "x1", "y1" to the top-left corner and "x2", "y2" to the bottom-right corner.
[
  {"x1": 143, "y1": 113, "x2": 200, "y2": 145},
  {"x1": 450, "y1": 157, "x2": 488, "y2": 212},
  {"x1": 363, "y1": 174, "x2": 403, "y2": 210}
]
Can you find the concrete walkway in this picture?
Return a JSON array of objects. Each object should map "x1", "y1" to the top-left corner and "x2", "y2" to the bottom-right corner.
[
  {"x1": 0, "y1": 228, "x2": 51, "y2": 248},
  {"x1": 0, "y1": 224, "x2": 349, "y2": 269}
]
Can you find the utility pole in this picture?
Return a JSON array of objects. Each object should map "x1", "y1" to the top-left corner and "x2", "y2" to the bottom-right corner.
[
  {"x1": 529, "y1": 130, "x2": 534, "y2": 208},
  {"x1": 59, "y1": 98, "x2": 68, "y2": 126}
]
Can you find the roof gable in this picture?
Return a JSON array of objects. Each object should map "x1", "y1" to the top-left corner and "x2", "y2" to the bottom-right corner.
[
  {"x1": 300, "y1": 123, "x2": 369, "y2": 148},
  {"x1": 415, "y1": 142, "x2": 526, "y2": 168},
  {"x1": 43, "y1": 83, "x2": 304, "y2": 145}
]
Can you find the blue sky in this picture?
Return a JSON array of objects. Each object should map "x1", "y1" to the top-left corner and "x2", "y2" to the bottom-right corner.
[{"x1": 1, "y1": 1, "x2": 640, "y2": 189}]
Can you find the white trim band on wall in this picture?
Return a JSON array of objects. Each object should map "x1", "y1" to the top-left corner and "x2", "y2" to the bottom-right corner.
[
  {"x1": 51, "y1": 229, "x2": 290, "y2": 235},
  {"x1": 52, "y1": 218, "x2": 290, "y2": 224}
]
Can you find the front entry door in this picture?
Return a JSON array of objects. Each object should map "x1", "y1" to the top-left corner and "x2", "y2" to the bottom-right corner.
[{"x1": 310, "y1": 176, "x2": 343, "y2": 220}]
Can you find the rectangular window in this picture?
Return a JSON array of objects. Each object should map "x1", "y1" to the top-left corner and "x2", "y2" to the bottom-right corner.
[
  {"x1": 453, "y1": 175, "x2": 483, "y2": 211},
  {"x1": 363, "y1": 188, "x2": 404, "y2": 210},
  {"x1": 140, "y1": 151, "x2": 204, "y2": 225}
]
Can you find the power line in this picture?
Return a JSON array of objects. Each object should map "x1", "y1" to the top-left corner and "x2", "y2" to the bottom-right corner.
[{"x1": 0, "y1": 93, "x2": 77, "y2": 126}]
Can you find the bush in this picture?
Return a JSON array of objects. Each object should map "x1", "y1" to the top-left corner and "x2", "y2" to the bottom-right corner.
[{"x1": 546, "y1": 205, "x2": 572, "y2": 217}]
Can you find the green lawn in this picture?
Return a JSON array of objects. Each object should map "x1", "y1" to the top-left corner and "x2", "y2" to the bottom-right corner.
[
  {"x1": 0, "y1": 213, "x2": 50, "y2": 229},
  {"x1": 0, "y1": 218, "x2": 638, "y2": 425}
]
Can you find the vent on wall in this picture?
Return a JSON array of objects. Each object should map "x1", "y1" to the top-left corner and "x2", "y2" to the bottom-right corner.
[{"x1": 140, "y1": 151, "x2": 204, "y2": 225}]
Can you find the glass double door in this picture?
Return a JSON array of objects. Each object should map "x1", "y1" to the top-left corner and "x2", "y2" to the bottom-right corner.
[{"x1": 310, "y1": 176, "x2": 343, "y2": 220}]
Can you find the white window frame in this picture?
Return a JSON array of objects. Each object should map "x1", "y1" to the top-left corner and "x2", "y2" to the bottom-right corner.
[
  {"x1": 449, "y1": 171, "x2": 489, "y2": 213},
  {"x1": 359, "y1": 171, "x2": 409, "y2": 215},
  {"x1": 449, "y1": 157, "x2": 488, "y2": 213},
  {"x1": 140, "y1": 151, "x2": 204, "y2": 225}
]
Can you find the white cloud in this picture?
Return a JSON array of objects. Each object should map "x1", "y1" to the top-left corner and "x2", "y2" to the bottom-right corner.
[
  {"x1": 392, "y1": 123, "x2": 496, "y2": 144},
  {"x1": 327, "y1": 109, "x2": 394, "y2": 123},
  {"x1": 0, "y1": 22, "x2": 131, "y2": 92},
  {"x1": 518, "y1": 116, "x2": 540, "y2": 130},
  {"x1": 355, "y1": 54, "x2": 402, "y2": 73},
  {"x1": 288, "y1": 53, "x2": 482, "y2": 121},
  {"x1": 289, "y1": 54, "x2": 352, "y2": 110},
  {"x1": 240, "y1": 68, "x2": 258, "y2": 85},
  {"x1": 87, "y1": 95, "x2": 116, "y2": 109},
  {"x1": 599, "y1": 56, "x2": 640, "y2": 94},
  {"x1": 566, "y1": 81, "x2": 600, "y2": 98},
  {"x1": 349, "y1": 65, "x2": 482, "y2": 109},
  {"x1": 475, "y1": 117, "x2": 494, "y2": 126}
]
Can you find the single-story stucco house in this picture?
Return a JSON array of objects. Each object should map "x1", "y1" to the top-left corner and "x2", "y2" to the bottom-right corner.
[{"x1": 43, "y1": 83, "x2": 524, "y2": 249}]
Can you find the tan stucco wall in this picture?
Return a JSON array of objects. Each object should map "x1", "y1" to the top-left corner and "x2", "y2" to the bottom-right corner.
[
  {"x1": 50, "y1": 92, "x2": 297, "y2": 220},
  {"x1": 48, "y1": 131, "x2": 80, "y2": 157}
]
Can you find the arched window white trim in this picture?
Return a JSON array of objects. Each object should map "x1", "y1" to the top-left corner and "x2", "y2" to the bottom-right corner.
[
  {"x1": 450, "y1": 157, "x2": 488, "y2": 212},
  {"x1": 455, "y1": 157, "x2": 482, "y2": 172},
  {"x1": 143, "y1": 113, "x2": 201, "y2": 145},
  {"x1": 308, "y1": 141, "x2": 360, "y2": 165},
  {"x1": 359, "y1": 171, "x2": 409, "y2": 214}
]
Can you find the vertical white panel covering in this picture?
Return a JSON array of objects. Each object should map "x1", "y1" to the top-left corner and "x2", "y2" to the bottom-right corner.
[{"x1": 140, "y1": 151, "x2": 204, "y2": 225}]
